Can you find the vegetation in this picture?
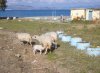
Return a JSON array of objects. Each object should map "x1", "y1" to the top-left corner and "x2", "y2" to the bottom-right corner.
[
  {"x1": 0, "y1": 19, "x2": 100, "y2": 46},
  {"x1": 71, "y1": 20, "x2": 94, "y2": 24},
  {"x1": 0, "y1": 19, "x2": 100, "y2": 73},
  {"x1": 0, "y1": 0, "x2": 7, "y2": 10}
]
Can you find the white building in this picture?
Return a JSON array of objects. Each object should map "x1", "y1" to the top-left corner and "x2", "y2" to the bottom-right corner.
[{"x1": 71, "y1": 8, "x2": 100, "y2": 21}]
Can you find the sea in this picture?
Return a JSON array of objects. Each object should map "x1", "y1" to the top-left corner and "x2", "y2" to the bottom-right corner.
[{"x1": 0, "y1": 10, "x2": 70, "y2": 17}]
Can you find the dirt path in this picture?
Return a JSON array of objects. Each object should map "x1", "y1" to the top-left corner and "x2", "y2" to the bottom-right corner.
[{"x1": 0, "y1": 30, "x2": 66, "y2": 73}]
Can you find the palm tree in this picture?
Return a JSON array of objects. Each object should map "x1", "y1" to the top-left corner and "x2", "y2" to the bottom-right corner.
[{"x1": 0, "y1": 0, "x2": 7, "y2": 10}]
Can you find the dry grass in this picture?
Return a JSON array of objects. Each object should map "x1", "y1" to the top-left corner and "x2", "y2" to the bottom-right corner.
[{"x1": 0, "y1": 19, "x2": 100, "y2": 73}]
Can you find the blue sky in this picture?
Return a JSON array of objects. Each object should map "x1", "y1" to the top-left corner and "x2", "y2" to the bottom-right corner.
[{"x1": 7, "y1": 0, "x2": 100, "y2": 9}]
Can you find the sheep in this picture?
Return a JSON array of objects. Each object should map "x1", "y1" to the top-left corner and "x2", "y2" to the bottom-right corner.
[
  {"x1": 32, "y1": 34, "x2": 52, "y2": 54},
  {"x1": 16, "y1": 33, "x2": 32, "y2": 46},
  {"x1": 32, "y1": 45, "x2": 45, "y2": 55},
  {"x1": 45, "y1": 32, "x2": 57, "y2": 41},
  {"x1": 44, "y1": 32, "x2": 58, "y2": 49}
]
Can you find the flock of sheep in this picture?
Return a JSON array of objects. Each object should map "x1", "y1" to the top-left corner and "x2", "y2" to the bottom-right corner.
[{"x1": 16, "y1": 32, "x2": 58, "y2": 55}]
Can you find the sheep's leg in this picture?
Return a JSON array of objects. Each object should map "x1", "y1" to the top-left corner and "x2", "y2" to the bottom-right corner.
[
  {"x1": 30, "y1": 41, "x2": 32, "y2": 46},
  {"x1": 33, "y1": 50, "x2": 36, "y2": 55},
  {"x1": 40, "y1": 50, "x2": 42, "y2": 55},
  {"x1": 44, "y1": 48, "x2": 48, "y2": 55},
  {"x1": 25, "y1": 42, "x2": 28, "y2": 45},
  {"x1": 26, "y1": 41, "x2": 28, "y2": 45},
  {"x1": 29, "y1": 39, "x2": 32, "y2": 46}
]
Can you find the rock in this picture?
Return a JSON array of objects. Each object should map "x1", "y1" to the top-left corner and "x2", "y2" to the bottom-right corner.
[
  {"x1": 31, "y1": 60, "x2": 38, "y2": 64},
  {"x1": 15, "y1": 54, "x2": 21, "y2": 58}
]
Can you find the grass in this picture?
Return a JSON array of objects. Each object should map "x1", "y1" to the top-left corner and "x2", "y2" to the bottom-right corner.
[
  {"x1": 47, "y1": 52, "x2": 58, "y2": 60},
  {"x1": 0, "y1": 20, "x2": 66, "y2": 34},
  {"x1": 0, "y1": 19, "x2": 100, "y2": 73},
  {"x1": 50, "y1": 40, "x2": 100, "y2": 73}
]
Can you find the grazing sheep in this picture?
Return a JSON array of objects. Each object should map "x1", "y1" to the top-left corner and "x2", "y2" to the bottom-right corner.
[
  {"x1": 32, "y1": 45, "x2": 45, "y2": 55},
  {"x1": 16, "y1": 33, "x2": 32, "y2": 46},
  {"x1": 44, "y1": 32, "x2": 58, "y2": 48},
  {"x1": 32, "y1": 35, "x2": 52, "y2": 54},
  {"x1": 45, "y1": 32, "x2": 57, "y2": 42}
]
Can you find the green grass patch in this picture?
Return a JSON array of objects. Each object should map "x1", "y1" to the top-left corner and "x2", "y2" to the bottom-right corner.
[{"x1": 47, "y1": 52, "x2": 58, "y2": 60}]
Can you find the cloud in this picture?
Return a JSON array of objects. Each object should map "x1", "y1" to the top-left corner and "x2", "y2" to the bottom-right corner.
[
  {"x1": 7, "y1": 0, "x2": 100, "y2": 4},
  {"x1": 7, "y1": 0, "x2": 100, "y2": 9},
  {"x1": 39, "y1": 0, "x2": 65, "y2": 3},
  {"x1": 7, "y1": 0, "x2": 66, "y2": 4}
]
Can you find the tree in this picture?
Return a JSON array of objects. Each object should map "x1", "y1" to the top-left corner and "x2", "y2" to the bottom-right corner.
[{"x1": 0, "y1": 0, "x2": 7, "y2": 10}]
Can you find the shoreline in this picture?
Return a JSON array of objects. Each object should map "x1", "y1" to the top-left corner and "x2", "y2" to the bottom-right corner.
[
  {"x1": 19, "y1": 16, "x2": 70, "y2": 21},
  {"x1": 0, "y1": 16, "x2": 71, "y2": 21}
]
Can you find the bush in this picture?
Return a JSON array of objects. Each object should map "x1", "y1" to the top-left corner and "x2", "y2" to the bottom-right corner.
[{"x1": 71, "y1": 20, "x2": 94, "y2": 24}]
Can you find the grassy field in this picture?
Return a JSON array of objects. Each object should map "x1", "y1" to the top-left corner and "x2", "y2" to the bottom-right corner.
[
  {"x1": 0, "y1": 19, "x2": 100, "y2": 73},
  {"x1": 0, "y1": 19, "x2": 100, "y2": 46}
]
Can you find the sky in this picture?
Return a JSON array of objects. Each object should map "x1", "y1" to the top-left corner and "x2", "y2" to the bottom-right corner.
[{"x1": 7, "y1": 0, "x2": 100, "y2": 9}]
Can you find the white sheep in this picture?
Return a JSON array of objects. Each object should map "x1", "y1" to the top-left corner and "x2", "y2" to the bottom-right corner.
[
  {"x1": 32, "y1": 45, "x2": 45, "y2": 55},
  {"x1": 16, "y1": 33, "x2": 32, "y2": 46},
  {"x1": 44, "y1": 32, "x2": 58, "y2": 48},
  {"x1": 32, "y1": 34, "x2": 52, "y2": 54}
]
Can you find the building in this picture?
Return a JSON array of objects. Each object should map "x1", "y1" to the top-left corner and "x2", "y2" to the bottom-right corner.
[{"x1": 71, "y1": 8, "x2": 100, "y2": 21}]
